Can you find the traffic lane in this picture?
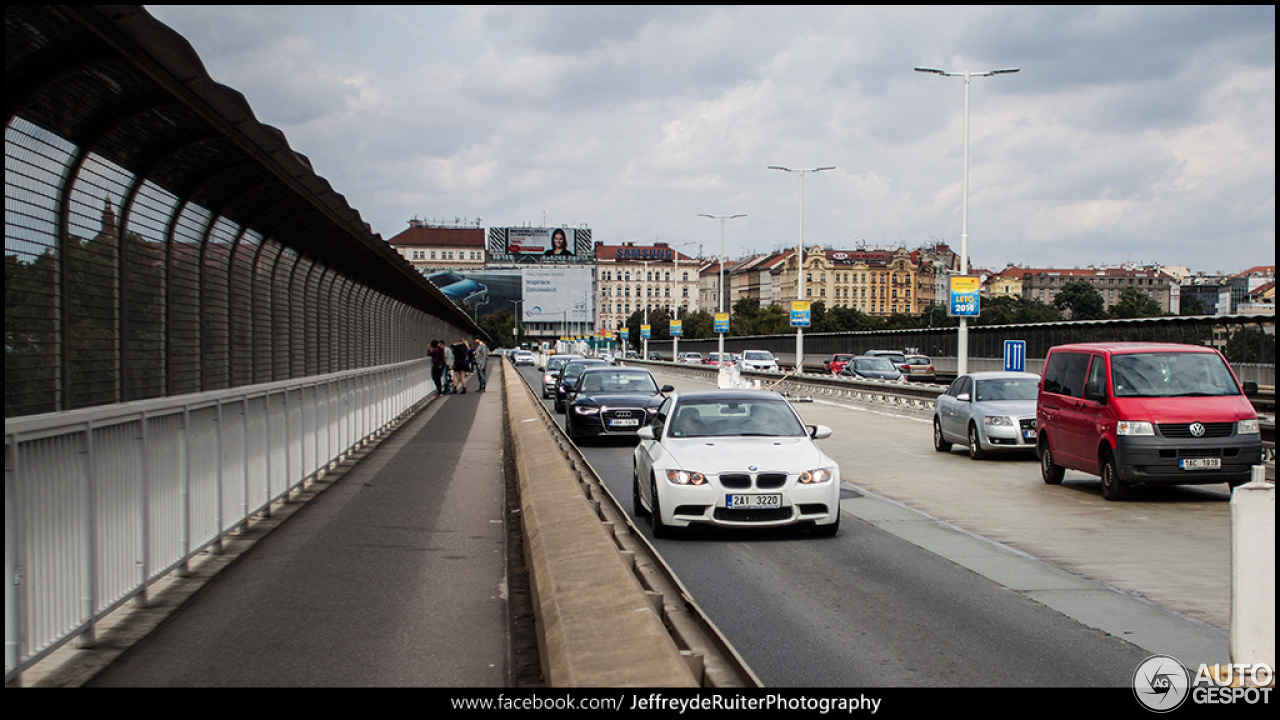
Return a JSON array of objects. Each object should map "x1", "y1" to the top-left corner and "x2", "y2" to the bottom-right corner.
[
  {"x1": 557, "y1": 396, "x2": 1151, "y2": 686},
  {"x1": 647, "y1": 368, "x2": 1234, "y2": 632}
]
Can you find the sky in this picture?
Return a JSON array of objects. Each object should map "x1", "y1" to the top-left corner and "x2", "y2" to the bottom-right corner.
[{"x1": 146, "y1": 5, "x2": 1275, "y2": 275}]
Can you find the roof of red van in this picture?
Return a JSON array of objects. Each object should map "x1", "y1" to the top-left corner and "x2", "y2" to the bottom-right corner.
[{"x1": 1049, "y1": 342, "x2": 1219, "y2": 355}]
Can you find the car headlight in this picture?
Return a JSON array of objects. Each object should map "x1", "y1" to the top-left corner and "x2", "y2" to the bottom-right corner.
[
  {"x1": 572, "y1": 405, "x2": 599, "y2": 415},
  {"x1": 798, "y1": 468, "x2": 835, "y2": 485},
  {"x1": 543, "y1": 374, "x2": 555, "y2": 384},
  {"x1": 666, "y1": 469, "x2": 707, "y2": 486},
  {"x1": 1117, "y1": 421, "x2": 1155, "y2": 436},
  {"x1": 984, "y1": 416, "x2": 1013, "y2": 427},
  {"x1": 1238, "y1": 419, "x2": 1260, "y2": 435}
]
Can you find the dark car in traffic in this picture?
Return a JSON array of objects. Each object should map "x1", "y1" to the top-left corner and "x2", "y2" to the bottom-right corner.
[
  {"x1": 564, "y1": 367, "x2": 673, "y2": 442},
  {"x1": 553, "y1": 358, "x2": 607, "y2": 413},
  {"x1": 840, "y1": 356, "x2": 903, "y2": 381}
]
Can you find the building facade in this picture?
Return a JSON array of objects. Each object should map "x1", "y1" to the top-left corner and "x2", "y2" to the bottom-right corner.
[
  {"x1": 387, "y1": 220, "x2": 486, "y2": 272},
  {"x1": 594, "y1": 242, "x2": 700, "y2": 332}
]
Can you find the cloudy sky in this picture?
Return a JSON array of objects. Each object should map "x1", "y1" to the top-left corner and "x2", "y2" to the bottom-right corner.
[{"x1": 147, "y1": 5, "x2": 1274, "y2": 274}]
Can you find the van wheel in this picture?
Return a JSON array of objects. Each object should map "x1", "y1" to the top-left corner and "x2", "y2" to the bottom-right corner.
[
  {"x1": 933, "y1": 418, "x2": 952, "y2": 452},
  {"x1": 1100, "y1": 450, "x2": 1129, "y2": 501},
  {"x1": 1040, "y1": 438, "x2": 1064, "y2": 485}
]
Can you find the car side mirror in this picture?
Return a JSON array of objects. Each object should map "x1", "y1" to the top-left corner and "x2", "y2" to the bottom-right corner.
[
  {"x1": 660, "y1": 385, "x2": 674, "y2": 393},
  {"x1": 637, "y1": 426, "x2": 655, "y2": 440},
  {"x1": 809, "y1": 425, "x2": 832, "y2": 440},
  {"x1": 1242, "y1": 381, "x2": 1258, "y2": 396},
  {"x1": 957, "y1": 393, "x2": 970, "y2": 402},
  {"x1": 1084, "y1": 380, "x2": 1107, "y2": 404}
]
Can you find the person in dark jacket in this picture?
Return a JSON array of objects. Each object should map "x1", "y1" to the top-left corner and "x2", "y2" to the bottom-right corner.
[
  {"x1": 451, "y1": 338, "x2": 470, "y2": 394},
  {"x1": 428, "y1": 340, "x2": 446, "y2": 395}
]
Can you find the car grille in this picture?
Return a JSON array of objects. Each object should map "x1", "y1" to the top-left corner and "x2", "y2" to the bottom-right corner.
[
  {"x1": 713, "y1": 507, "x2": 793, "y2": 523},
  {"x1": 1019, "y1": 418, "x2": 1036, "y2": 433},
  {"x1": 1158, "y1": 422, "x2": 1235, "y2": 438},
  {"x1": 717, "y1": 472, "x2": 787, "y2": 489}
]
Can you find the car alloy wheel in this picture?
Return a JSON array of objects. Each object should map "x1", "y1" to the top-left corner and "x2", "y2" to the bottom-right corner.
[
  {"x1": 632, "y1": 466, "x2": 649, "y2": 518},
  {"x1": 933, "y1": 418, "x2": 952, "y2": 452},
  {"x1": 968, "y1": 423, "x2": 986, "y2": 460},
  {"x1": 649, "y1": 475, "x2": 673, "y2": 539}
]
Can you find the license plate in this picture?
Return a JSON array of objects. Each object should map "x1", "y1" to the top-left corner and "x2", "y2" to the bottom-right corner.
[
  {"x1": 1023, "y1": 429, "x2": 1037, "y2": 440},
  {"x1": 726, "y1": 494, "x2": 782, "y2": 508},
  {"x1": 1180, "y1": 458, "x2": 1221, "y2": 470},
  {"x1": 608, "y1": 418, "x2": 640, "y2": 427}
]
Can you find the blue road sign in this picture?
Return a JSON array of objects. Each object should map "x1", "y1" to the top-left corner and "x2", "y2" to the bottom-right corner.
[{"x1": 1004, "y1": 340, "x2": 1026, "y2": 372}]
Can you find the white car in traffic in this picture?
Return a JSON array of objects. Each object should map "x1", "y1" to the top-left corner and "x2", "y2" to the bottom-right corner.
[
  {"x1": 738, "y1": 350, "x2": 778, "y2": 372},
  {"x1": 633, "y1": 390, "x2": 841, "y2": 537}
]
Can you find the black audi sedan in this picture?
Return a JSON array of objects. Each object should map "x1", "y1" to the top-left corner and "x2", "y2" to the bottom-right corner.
[{"x1": 564, "y1": 367, "x2": 672, "y2": 442}]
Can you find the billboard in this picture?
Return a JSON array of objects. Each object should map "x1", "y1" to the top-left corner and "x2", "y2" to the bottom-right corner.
[
  {"x1": 522, "y1": 267, "x2": 594, "y2": 324},
  {"x1": 487, "y1": 227, "x2": 592, "y2": 265}
]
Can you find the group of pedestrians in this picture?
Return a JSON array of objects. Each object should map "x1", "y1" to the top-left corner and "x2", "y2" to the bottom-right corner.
[{"x1": 430, "y1": 336, "x2": 489, "y2": 396}]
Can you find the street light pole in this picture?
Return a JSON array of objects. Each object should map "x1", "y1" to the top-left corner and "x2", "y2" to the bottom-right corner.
[
  {"x1": 671, "y1": 241, "x2": 697, "y2": 361},
  {"x1": 698, "y1": 214, "x2": 746, "y2": 364},
  {"x1": 642, "y1": 260, "x2": 650, "y2": 360},
  {"x1": 768, "y1": 166, "x2": 833, "y2": 374},
  {"x1": 915, "y1": 66, "x2": 1018, "y2": 376}
]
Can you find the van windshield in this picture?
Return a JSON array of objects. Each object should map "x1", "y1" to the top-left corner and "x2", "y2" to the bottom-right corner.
[{"x1": 1111, "y1": 352, "x2": 1240, "y2": 398}]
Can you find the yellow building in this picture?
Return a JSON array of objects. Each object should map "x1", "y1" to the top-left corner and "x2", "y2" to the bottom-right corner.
[{"x1": 776, "y1": 246, "x2": 935, "y2": 317}]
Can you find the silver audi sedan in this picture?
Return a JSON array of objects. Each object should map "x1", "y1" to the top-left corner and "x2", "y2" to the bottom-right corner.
[{"x1": 933, "y1": 371, "x2": 1041, "y2": 460}]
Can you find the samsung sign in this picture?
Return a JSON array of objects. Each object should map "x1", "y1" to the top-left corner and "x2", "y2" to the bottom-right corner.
[{"x1": 615, "y1": 246, "x2": 673, "y2": 261}]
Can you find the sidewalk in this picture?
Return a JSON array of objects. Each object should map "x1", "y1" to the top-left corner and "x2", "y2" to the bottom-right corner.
[{"x1": 71, "y1": 377, "x2": 510, "y2": 687}]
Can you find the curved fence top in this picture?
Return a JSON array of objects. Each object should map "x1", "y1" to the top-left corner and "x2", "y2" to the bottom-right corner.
[{"x1": 6, "y1": 5, "x2": 482, "y2": 417}]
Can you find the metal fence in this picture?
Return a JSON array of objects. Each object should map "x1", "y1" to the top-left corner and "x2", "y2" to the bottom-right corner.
[
  {"x1": 5, "y1": 6, "x2": 482, "y2": 684},
  {"x1": 5, "y1": 360, "x2": 433, "y2": 684}
]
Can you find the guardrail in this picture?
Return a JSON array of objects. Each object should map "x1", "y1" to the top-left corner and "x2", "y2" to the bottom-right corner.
[{"x1": 5, "y1": 360, "x2": 434, "y2": 685}]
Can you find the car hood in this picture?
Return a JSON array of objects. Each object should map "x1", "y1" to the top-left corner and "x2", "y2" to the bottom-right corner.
[
  {"x1": 1112, "y1": 394, "x2": 1255, "y2": 422},
  {"x1": 975, "y1": 400, "x2": 1037, "y2": 417},
  {"x1": 664, "y1": 436, "x2": 828, "y2": 473},
  {"x1": 574, "y1": 392, "x2": 662, "y2": 407}
]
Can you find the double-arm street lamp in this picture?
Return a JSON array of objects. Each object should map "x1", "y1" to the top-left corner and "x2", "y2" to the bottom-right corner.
[
  {"x1": 914, "y1": 66, "x2": 1018, "y2": 375},
  {"x1": 697, "y1": 213, "x2": 746, "y2": 364},
  {"x1": 768, "y1": 165, "x2": 834, "y2": 374}
]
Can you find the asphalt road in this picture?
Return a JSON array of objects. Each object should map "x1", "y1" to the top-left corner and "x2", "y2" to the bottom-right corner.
[{"x1": 526, "y1": 364, "x2": 1232, "y2": 687}]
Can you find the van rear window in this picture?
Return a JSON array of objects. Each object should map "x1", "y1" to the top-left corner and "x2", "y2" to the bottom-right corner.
[{"x1": 1111, "y1": 353, "x2": 1240, "y2": 398}]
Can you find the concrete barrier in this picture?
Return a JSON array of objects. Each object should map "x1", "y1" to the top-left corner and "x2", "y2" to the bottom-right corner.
[{"x1": 502, "y1": 362, "x2": 698, "y2": 687}]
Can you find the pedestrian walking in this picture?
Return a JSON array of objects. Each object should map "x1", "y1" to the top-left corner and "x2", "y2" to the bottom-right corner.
[
  {"x1": 442, "y1": 342, "x2": 455, "y2": 394},
  {"x1": 451, "y1": 338, "x2": 470, "y2": 394},
  {"x1": 472, "y1": 337, "x2": 490, "y2": 392},
  {"x1": 428, "y1": 340, "x2": 446, "y2": 395}
]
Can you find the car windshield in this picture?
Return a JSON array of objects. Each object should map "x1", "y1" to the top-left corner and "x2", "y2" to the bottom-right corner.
[
  {"x1": 669, "y1": 398, "x2": 804, "y2": 438},
  {"x1": 578, "y1": 371, "x2": 658, "y2": 394},
  {"x1": 1111, "y1": 352, "x2": 1240, "y2": 398},
  {"x1": 743, "y1": 351, "x2": 772, "y2": 361},
  {"x1": 974, "y1": 378, "x2": 1039, "y2": 402},
  {"x1": 857, "y1": 358, "x2": 895, "y2": 371}
]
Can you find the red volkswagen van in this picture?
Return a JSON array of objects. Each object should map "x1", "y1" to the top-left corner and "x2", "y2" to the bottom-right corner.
[{"x1": 1036, "y1": 343, "x2": 1262, "y2": 500}]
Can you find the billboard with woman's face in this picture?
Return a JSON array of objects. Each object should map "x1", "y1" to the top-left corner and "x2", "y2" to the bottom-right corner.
[{"x1": 487, "y1": 227, "x2": 591, "y2": 264}]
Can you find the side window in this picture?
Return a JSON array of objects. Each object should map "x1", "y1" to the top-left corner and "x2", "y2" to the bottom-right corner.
[
  {"x1": 652, "y1": 397, "x2": 673, "y2": 435},
  {"x1": 1043, "y1": 352, "x2": 1089, "y2": 397},
  {"x1": 946, "y1": 377, "x2": 967, "y2": 398},
  {"x1": 1085, "y1": 355, "x2": 1107, "y2": 400}
]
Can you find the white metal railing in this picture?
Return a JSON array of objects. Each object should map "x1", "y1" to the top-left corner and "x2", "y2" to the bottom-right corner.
[{"x1": 4, "y1": 359, "x2": 434, "y2": 684}]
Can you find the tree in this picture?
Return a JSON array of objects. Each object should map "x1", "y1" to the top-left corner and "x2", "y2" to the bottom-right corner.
[
  {"x1": 1053, "y1": 281, "x2": 1107, "y2": 320},
  {"x1": 1179, "y1": 294, "x2": 1204, "y2": 316},
  {"x1": 1223, "y1": 327, "x2": 1275, "y2": 365},
  {"x1": 978, "y1": 295, "x2": 1060, "y2": 326},
  {"x1": 1109, "y1": 286, "x2": 1165, "y2": 319}
]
